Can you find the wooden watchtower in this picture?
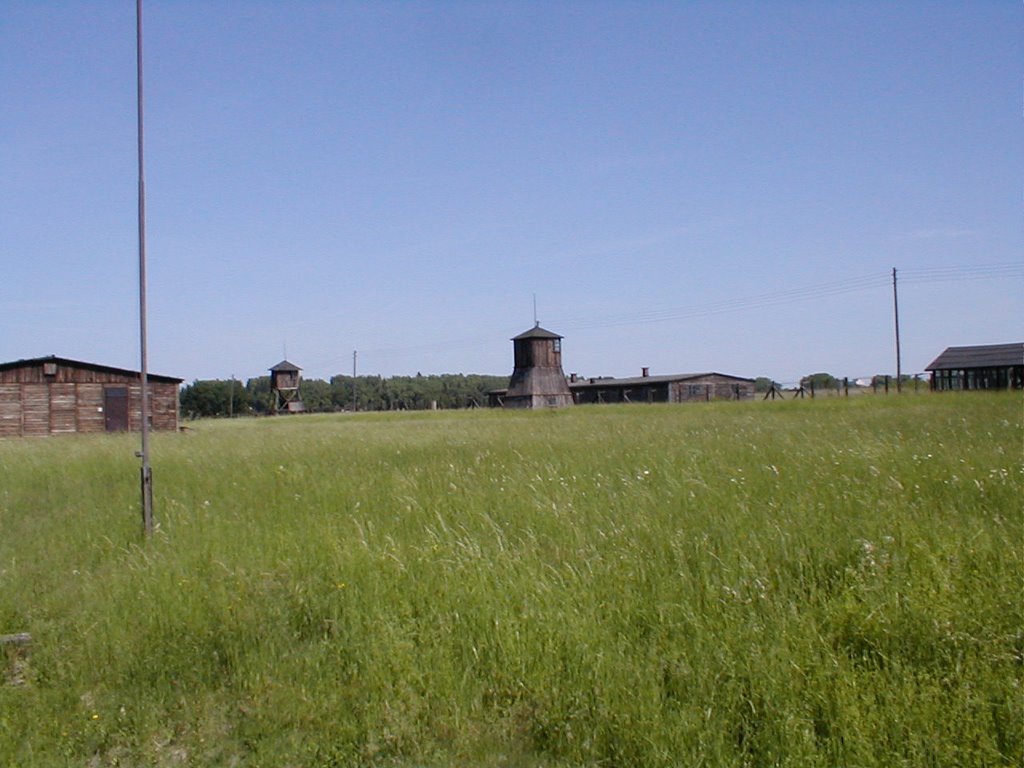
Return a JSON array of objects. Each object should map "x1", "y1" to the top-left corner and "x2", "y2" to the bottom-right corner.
[
  {"x1": 503, "y1": 324, "x2": 574, "y2": 408},
  {"x1": 270, "y1": 360, "x2": 305, "y2": 414}
]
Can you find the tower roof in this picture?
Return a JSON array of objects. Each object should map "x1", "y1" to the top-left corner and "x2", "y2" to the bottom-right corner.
[
  {"x1": 512, "y1": 324, "x2": 562, "y2": 341},
  {"x1": 270, "y1": 360, "x2": 302, "y2": 372}
]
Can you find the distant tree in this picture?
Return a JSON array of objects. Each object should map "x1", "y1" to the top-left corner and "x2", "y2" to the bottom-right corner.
[
  {"x1": 188, "y1": 373, "x2": 510, "y2": 416},
  {"x1": 246, "y1": 376, "x2": 273, "y2": 414},
  {"x1": 180, "y1": 379, "x2": 251, "y2": 419},
  {"x1": 330, "y1": 373, "x2": 507, "y2": 411},
  {"x1": 300, "y1": 379, "x2": 333, "y2": 412},
  {"x1": 754, "y1": 377, "x2": 778, "y2": 393},
  {"x1": 868, "y1": 373, "x2": 914, "y2": 391},
  {"x1": 800, "y1": 372, "x2": 838, "y2": 391}
]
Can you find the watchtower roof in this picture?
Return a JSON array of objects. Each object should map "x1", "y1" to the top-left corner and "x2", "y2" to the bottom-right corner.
[
  {"x1": 512, "y1": 324, "x2": 562, "y2": 341},
  {"x1": 270, "y1": 360, "x2": 302, "y2": 372}
]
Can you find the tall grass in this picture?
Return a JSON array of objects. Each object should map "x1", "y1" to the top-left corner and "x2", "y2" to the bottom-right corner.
[{"x1": 0, "y1": 394, "x2": 1021, "y2": 766}]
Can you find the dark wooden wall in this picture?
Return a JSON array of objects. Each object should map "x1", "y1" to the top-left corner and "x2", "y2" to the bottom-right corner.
[
  {"x1": 514, "y1": 338, "x2": 562, "y2": 369},
  {"x1": 669, "y1": 375, "x2": 755, "y2": 402},
  {"x1": 0, "y1": 362, "x2": 179, "y2": 437},
  {"x1": 572, "y1": 375, "x2": 754, "y2": 405}
]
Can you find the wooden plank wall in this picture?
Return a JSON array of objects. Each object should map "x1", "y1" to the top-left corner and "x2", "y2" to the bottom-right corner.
[
  {"x1": 76, "y1": 384, "x2": 105, "y2": 432},
  {"x1": 50, "y1": 383, "x2": 77, "y2": 433},
  {"x1": 0, "y1": 379, "x2": 179, "y2": 436},
  {"x1": 21, "y1": 385, "x2": 49, "y2": 436},
  {"x1": 125, "y1": 383, "x2": 179, "y2": 432},
  {"x1": 0, "y1": 385, "x2": 21, "y2": 437},
  {"x1": 151, "y1": 382, "x2": 180, "y2": 431}
]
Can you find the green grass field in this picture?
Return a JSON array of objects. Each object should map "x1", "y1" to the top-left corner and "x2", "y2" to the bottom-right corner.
[{"x1": 1, "y1": 394, "x2": 1021, "y2": 767}]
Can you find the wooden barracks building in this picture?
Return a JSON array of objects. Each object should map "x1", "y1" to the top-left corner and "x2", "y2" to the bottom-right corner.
[
  {"x1": 0, "y1": 356, "x2": 182, "y2": 437},
  {"x1": 569, "y1": 369, "x2": 755, "y2": 404},
  {"x1": 925, "y1": 342, "x2": 1023, "y2": 391},
  {"x1": 489, "y1": 325, "x2": 754, "y2": 407}
]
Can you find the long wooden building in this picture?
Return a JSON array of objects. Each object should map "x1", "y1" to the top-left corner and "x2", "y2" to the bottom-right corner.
[
  {"x1": 925, "y1": 343, "x2": 1023, "y2": 391},
  {"x1": 570, "y1": 369, "x2": 755, "y2": 404},
  {"x1": 0, "y1": 356, "x2": 182, "y2": 437}
]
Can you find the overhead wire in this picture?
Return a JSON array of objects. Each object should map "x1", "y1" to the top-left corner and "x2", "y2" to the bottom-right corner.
[{"x1": 309, "y1": 262, "x2": 1022, "y2": 372}]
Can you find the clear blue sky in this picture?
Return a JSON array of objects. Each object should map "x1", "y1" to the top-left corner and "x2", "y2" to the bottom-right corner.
[{"x1": 3, "y1": 1, "x2": 1021, "y2": 385}]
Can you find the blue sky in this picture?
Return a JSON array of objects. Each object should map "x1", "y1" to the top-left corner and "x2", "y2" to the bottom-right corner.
[{"x1": 3, "y1": 1, "x2": 1021, "y2": 385}]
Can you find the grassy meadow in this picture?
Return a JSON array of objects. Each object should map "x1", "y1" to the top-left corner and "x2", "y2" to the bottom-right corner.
[{"x1": 0, "y1": 394, "x2": 1021, "y2": 767}]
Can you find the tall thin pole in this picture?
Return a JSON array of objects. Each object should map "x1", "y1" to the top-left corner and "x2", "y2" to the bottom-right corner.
[
  {"x1": 352, "y1": 350, "x2": 358, "y2": 411},
  {"x1": 892, "y1": 267, "x2": 902, "y2": 394},
  {"x1": 137, "y1": 0, "x2": 153, "y2": 535}
]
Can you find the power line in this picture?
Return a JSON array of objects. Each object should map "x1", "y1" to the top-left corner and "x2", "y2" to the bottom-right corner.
[
  {"x1": 551, "y1": 272, "x2": 891, "y2": 331},
  {"x1": 309, "y1": 262, "x2": 1021, "y2": 372},
  {"x1": 552, "y1": 263, "x2": 1021, "y2": 332}
]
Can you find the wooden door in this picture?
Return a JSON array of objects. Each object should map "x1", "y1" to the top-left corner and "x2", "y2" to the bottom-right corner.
[{"x1": 104, "y1": 387, "x2": 129, "y2": 432}]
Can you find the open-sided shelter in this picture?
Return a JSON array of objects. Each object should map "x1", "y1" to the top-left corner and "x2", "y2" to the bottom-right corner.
[{"x1": 925, "y1": 343, "x2": 1023, "y2": 391}]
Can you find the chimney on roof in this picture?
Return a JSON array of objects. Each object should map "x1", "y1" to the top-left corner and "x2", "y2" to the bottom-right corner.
[
  {"x1": 570, "y1": 373, "x2": 578, "y2": 383},
  {"x1": 641, "y1": 367, "x2": 649, "y2": 378}
]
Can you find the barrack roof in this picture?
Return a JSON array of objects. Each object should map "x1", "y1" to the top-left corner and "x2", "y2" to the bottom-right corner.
[
  {"x1": 0, "y1": 355, "x2": 182, "y2": 383},
  {"x1": 925, "y1": 343, "x2": 1023, "y2": 371},
  {"x1": 570, "y1": 372, "x2": 755, "y2": 388}
]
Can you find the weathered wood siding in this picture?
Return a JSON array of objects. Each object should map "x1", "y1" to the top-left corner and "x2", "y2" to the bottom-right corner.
[
  {"x1": 50, "y1": 383, "x2": 77, "y2": 433},
  {"x1": 21, "y1": 385, "x2": 49, "y2": 436},
  {"x1": 571, "y1": 373, "x2": 754, "y2": 405},
  {"x1": 670, "y1": 376, "x2": 754, "y2": 402},
  {"x1": 0, "y1": 385, "x2": 21, "y2": 436},
  {"x1": 505, "y1": 334, "x2": 573, "y2": 409},
  {"x1": 0, "y1": 359, "x2": 180, "y2": 437},
  {"x1": 272, "y1": 371, "x2": 299, "y2": 390},
  {"x1": 76, "y1": 384, "x2": 105, "y2": 433},
  {"x1": 514, "y1": 338, "x2": 562, "y2": 369}
]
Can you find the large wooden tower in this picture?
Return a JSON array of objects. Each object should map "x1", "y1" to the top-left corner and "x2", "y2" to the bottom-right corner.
[
  {"x1": 270, "y1": 360, "x2": 305, "y2": 414},
  {"x1": 503, "y1": 324, "x2": 574, "y2": 408}
]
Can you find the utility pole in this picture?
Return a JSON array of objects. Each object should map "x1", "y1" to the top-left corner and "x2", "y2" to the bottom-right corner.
[
  {"x1": 352, "y1": 350, "x2": 358, "y2": 412},
  {"x1": 892, "y1": 267, "x2": 902, "y2": 393},
  {"x1": 136, "y1": 0, "x2": 153, "y2": 536}
]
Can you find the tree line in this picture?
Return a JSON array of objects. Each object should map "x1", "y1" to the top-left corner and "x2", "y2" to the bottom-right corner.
[
  {"x1": 182, "y1": 371, "x2": 920, "y2": 418},
  {"x1": 179, "y1": 374, "x2": 509, "y2": 419}
]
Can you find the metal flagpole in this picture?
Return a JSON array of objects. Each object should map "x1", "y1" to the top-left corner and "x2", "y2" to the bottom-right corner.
[
  {"x1": 137, "y1": 0, "x2": 154, "y2": 535},
  {"x1": 892, "y1": 267, "x2": 902, "y2": 394}
]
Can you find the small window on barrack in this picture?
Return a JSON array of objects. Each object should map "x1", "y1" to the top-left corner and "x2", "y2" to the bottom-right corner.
[{"x1": 553, "y1": 339, "x2": 561, "y2": 353}]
